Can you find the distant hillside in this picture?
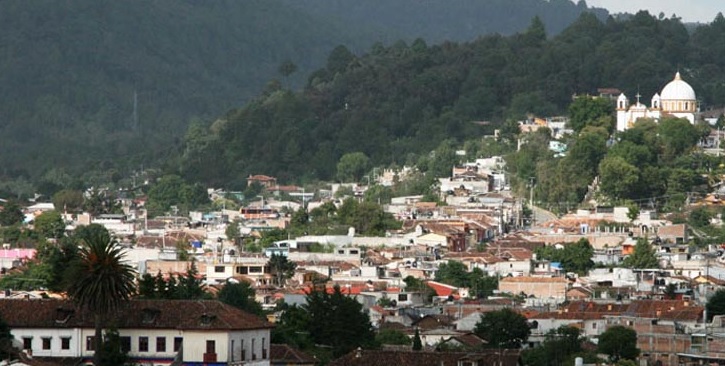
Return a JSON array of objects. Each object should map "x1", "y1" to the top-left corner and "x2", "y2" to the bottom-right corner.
[
  {"x1": 0, "y1": 0, "x2": 371, "y2": 181},
  {"x1": 0, "y1": 0, "x2": 613, "y2": 186},
  {"x1": 178, "y1": 12, "x2": 725, "y2": 187},
  {"x1": 282, "y1": 0, "x2": 610, "y2": 42}
]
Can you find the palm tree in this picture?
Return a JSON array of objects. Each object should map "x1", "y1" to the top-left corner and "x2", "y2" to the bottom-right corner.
[{"x1": 65, "y1": 224, "x2": 136, "y2": 365}]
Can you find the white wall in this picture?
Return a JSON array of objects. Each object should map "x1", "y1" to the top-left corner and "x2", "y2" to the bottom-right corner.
[
  {"x1": 13, "y1": 326, "x2": 269, "y2": 366},
  {"x1": 10, "y1": 328, "x2": 82, "y2": 358}
]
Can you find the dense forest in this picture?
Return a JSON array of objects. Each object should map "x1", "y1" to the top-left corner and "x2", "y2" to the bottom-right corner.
[
  {"x1": 175, "y1": 11, "x2": 725, "y2": 188},
  {"x1": 282, "y1": 0, "x2": 610, "y2": 43},
  {"x1": 0, "y1": 0, "x2": 609, "y2": 190}
]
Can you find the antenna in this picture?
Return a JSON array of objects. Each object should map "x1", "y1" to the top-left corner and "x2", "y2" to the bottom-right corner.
[{"x1": 132, "y1": 90, "x2": 139, "y2": 132}]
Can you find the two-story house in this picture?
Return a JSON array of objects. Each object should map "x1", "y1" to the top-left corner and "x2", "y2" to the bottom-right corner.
[{"x1": 0, "y1": 299, "x2": 274, "y2": 366}]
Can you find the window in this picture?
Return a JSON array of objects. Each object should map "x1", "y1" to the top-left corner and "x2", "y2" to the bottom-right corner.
[
  {"x1": 592, "y1": 323, "x2": 597, "y2": 329},
  {"x1": 214, "y1": 266, "x2": 225, "y2": 273},
  {"x1": 231, "y1": 340, "x2": 235, "y2": 362},
  {"x1": 61, "y1": 337, "x2": 71, "y2": 350},
  {"x1": 241, "y1": 339, "x2": 245, "y2": 360},
  {"x1": 139, "y1": 336, "x2": 149, "y2": 352},
  {"x1": 398, "y1": 294, "x2": 408, "y2": 302},
  {"x1": 262, "y1": 337, "x2": 267, "y2": 359},
  {"x1": 121, "y1": 337, "x2": 131, "y2": 353},
  {"x1": 23, "y1": 337, "x2": 32, "y2": 350},
  {"x1": 206, "y1": 340, "x2": 216, "y2": 354},
  {"x1": 249, "y1": 266, "x2": 262, "y2": 273},
  {"x1": 42, "y1": 337, "x2": 51, "y2": 350},
  {"x1": 173, "y1": 337, "x2": 183, "y2": 352},
  {"x1": 252, "y1": 338, "x2": 256, "y2": 360},
  {"x1": 86, "y1": 336, "x2": 96, "y2": 351},
  {"x1": 156, "y1": 337, "x2": 166, "y2": 352}
]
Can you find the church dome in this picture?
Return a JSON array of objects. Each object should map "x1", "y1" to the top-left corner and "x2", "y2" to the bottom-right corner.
[{"x1": 660, "y1": 72, "x2": 696, "y2": 101}]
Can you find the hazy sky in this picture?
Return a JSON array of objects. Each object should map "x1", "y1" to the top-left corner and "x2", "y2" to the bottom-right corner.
[{"x1": 586, "y1": 0, "x2": 723, "y2": 23}]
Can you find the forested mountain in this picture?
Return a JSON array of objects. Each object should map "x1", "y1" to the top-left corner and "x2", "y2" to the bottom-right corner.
[
  {"x1": 178, "y1": 12, "x2": 725, "y2": 187},
  {"x1": 0, "y1": 0, "x2": 610, "y2": 189},
  {"x1": 0, "y1": 0, "x2": 369, "y2": 184},
  {"x1": 282, "y1": 0, "x2": 610, "y2": 43}
]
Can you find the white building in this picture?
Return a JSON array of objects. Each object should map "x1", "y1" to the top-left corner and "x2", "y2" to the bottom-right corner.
[
  {"x1": 616, "y1": 72, "x2": 698, "y2": 131},
  {"x1": 0, "y1": 299, "x2": 273, "y2": 366}
]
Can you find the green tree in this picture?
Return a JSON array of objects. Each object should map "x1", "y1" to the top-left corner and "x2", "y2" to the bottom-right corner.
[
  {"x1": 474, "y1": 308, "x2": 531, "y2": 348},
  {"x1": 278, "y1": 59, "x2": 298, "y2": 87},
  {"x1": 706, "y1": 289, "x2": 725, "y2": 321},
  {"x1": 469, "y1": 268, "x2": 498, "y2": 299},
  {"x1": 375, "y1": 329, "x2": 412, "y2": 346},
  {"x1": 52, "y1": 189, "x2": 84, "y2": 213},
  {"x1": 435, "y1": 260, "x2": 471, "y2": 288},
  {"x1": 98, "y1": 327, "x2": 130, "y2": 366},
  {"x1": 0, "y1": 315, "x2": 15, "y2": 361},
  {"x1": 0, "y1": 201, "x2": 24, "y2": 226},
  {"x1": 598, "y1": 156, "x2": 640, "y2": 201},
  {"x1": 35, "y1": 236, "x2": 78, "y2": 292},
  {"x1": 225, "y1": 220, "x2": 241, "y2": 243},
  {"x1": 658, "y1": 117, "x2": 700, "y2": 160},
  {"x1": 568, "y1": 96, "x2": 615, "y2": 133},
  {"x1": 304, "y1": 286, "x2": 375, "y2": 357},
  {"x1": 622, "y1": 237, "x2": 659, "y2": 269},
  {"x1": 217, "y1": 281, "x2": 264, "y2": 317},
  {"x1": 176, "y1": 260, "x2": 209, "y2": 299},
  {"x1": 34, "y1": 210, "x2": 65, "y2": 239},
  {"x1": 412, "y1": 328, "x2": 423, "y2": 351},
  {"x1": 523, "y1": 326, "x2": 584, "y2": 366},
  {"x1": 137, "y1": 273, "x2": 159, "y2": 299},
  {"x1": 627, "y1": 204, "x2": 640, "y2": 223},
  {"x1": 268, "y1": 254, "x2": 297, "y2": 287},
  {"x1": 336, "y1": 152, "x2": 371, "y2": 183},
  {"x1": 689, "y1": 207, "x2": 713, "y2": 228},
  {"x1": 534, "y1": 239, "x2": 594, "y2": 274},
  {"x1": 597, "y1": 325, "x2": 639, "y2": 362},
  {"x1": 64, "y1": 224, "x2": 136, "y2": 365}
]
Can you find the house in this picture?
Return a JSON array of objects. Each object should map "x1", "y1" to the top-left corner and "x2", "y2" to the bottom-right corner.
[
  {"x1": 657, "y1": 224, "x2": 688, "y2": 244},
  {"x1": 247, "y1": 175, "x2": 277, "y2": 190},
  {"x1": 498, "y1": 276, "x2": 568, "y2": 304},
  {"x1": 603, "y1": 300, "x2": 703, "y2": 366},
  {"x1": 0, "y1": 299, "x2": 274, "y2": 366},
  {"x1": 328, "y1": 349, "x2": 522, "y2": 366},
  {"x1": 270, "y1": 344, "x2": 317, "y2": 366}
]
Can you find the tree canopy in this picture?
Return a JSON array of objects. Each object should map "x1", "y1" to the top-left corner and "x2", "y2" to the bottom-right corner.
[
  {"x1": 273, "y1": 286, "x2": 375, "y2": 362},
  {"x1": 535, "y1": 239, "x2": 594, "y2": 274},
  {"x1": 622, "y1": 237, "x2": 659, "y2": 269},
  {"x1": 597, "y1": 325, "x2": 640, "y2": 362},
  {"x1": 474, "y1": 308, "x2": 531, "y2": 348}
]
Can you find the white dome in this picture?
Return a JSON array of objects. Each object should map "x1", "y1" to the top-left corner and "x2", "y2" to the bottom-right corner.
[{"x1": 660, "y1": 72, "x2": 696, "y2": 101}]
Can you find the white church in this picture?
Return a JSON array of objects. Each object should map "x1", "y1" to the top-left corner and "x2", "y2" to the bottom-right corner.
[{"x1": 616, "y1": 72, "x2": 698, "y2": 131}]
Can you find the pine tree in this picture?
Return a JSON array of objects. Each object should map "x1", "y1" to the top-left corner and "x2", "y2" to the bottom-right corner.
[{"x1": 412, "y1": 328, "x2": 422, "y2": 351}]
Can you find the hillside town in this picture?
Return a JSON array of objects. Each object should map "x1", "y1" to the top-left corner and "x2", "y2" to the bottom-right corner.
[
  {"x1": 5, "y1": 80, "x2": 725, "y2": 365},
  {"x1": 2, "y1": 4, "x2": 725, "y2": 366}
]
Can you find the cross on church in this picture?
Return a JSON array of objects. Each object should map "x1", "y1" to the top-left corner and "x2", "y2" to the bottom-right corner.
[{"x1": 635, "y1": 92, "x2": 641, "y2": 105}]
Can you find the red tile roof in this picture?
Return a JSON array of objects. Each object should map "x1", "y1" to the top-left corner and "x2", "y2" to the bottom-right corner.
[
  {"x1": 0, "y1": 299, "x2": 272, "y2": 331},
  {"x1": 270, "y1": 343, "x2": 317, "y2": 364},
  {"x1": 426, "y1": 281, "x2": 461, "y2": 299},
  {"x1": 328, "y1": 349, "x2": 521, "y2": 366}
]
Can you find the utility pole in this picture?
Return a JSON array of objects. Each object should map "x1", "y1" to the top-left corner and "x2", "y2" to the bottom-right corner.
[{"x1": 529, "y1": 177, "x2": 535, "y2": 226}]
